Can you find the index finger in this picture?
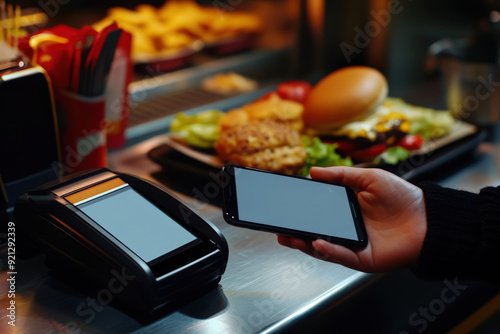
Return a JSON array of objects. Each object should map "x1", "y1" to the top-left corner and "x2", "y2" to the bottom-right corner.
[{"x1": 310, "y1": 166, "x2": 383, "y2": 191}]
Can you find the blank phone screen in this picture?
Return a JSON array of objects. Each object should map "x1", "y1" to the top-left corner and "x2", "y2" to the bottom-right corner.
[{"x1": 234, "y1": 168, "x2": 359, "y2": 241}]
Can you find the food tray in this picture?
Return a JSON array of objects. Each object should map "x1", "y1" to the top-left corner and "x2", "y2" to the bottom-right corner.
[{"x1": 148, "y1": 120, "x2": 486, "y2": 185}]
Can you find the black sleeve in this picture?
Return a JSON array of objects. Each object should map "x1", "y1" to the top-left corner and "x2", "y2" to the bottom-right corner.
[{"x1": 413, "y1": 181, "x2": 500, "y2": 283}]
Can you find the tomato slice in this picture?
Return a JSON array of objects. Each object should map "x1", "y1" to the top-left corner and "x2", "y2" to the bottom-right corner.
[
  {"x1": 397, "y1": 134, "x2": 423, "y2": 150},
  {"x1": 348, "y1": 143, "x2": 387, "y2": 161},
  {"x1": 333, "y1": 141, "x2": 362, "y2": 154},
  {"x1": 276, "y1": 80, "x2": 312, "y2": 104}
]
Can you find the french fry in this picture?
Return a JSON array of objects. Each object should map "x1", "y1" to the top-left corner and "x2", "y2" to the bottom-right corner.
[{"x1": 92, "y1": 0, "x2": 262, "y2": 59}]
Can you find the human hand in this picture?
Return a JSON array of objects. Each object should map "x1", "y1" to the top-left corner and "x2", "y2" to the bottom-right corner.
[{"x1": 277, "y1": 166, "x2": 427, "y2": 273}]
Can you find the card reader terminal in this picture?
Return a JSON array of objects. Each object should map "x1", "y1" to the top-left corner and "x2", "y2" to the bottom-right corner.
[{"x1": 14, "y1": 168, "x2": 229, "y2": 322}]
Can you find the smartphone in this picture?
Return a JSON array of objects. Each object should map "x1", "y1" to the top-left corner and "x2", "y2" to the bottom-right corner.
[{"x1": 221, "y1": 165, "x2": 368, "y2": 248}]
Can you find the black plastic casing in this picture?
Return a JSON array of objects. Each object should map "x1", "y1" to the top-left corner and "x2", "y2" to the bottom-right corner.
[{"x1": 14, "y1": 168, "x2": 228, "y2": 323}]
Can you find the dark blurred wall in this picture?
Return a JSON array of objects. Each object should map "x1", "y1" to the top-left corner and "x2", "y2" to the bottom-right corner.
[{"x1": 321, "y1": 0, "x2": 490, "y2": 102}]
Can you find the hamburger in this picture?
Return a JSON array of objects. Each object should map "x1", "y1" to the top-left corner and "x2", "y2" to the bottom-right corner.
[{"x1": 303, "y1": 66, "x2": 414, "y2": 162}]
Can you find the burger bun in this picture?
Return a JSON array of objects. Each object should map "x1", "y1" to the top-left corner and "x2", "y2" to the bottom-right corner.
[{"x1": 303, "y1": 66, "x2": 388, "y2": 129}]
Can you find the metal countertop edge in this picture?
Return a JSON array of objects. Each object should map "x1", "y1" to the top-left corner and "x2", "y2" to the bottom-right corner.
[{"x1": 258, "y1": 271, "x2": 379, "y2": 333}]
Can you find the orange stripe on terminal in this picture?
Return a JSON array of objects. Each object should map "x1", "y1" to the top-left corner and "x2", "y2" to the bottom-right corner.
[{"x1": 66, "y1": 178, "x2": 126, "y2": 204}]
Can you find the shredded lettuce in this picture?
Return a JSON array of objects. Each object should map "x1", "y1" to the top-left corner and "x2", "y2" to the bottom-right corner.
[
  {"x1": 300, "y1": 136, "x2": 353, "y2": 177},
  {"x1": 384, "y1": 98, "x2": 454, "y2": 139},
  {"x1": 376, "y1": 146, "x2": 410, "y2": 165}
]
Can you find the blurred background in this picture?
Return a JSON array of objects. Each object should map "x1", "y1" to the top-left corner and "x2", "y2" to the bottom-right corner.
[{"x1": 7, "y1": 0, "x2": 494, "y2": 102}]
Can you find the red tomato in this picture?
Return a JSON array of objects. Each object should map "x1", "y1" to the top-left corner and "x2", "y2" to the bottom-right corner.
[
  {"x1": 348, "y1": 143, "x2": 387, "y2": 161},
  {"x1": 333, "y1": 141, "x2": 361, "y2": 154},
  {"x1": 397, "y1": 134, "x2": 423, "y2": 150},
  {"x1": 276, "y1": 80, "x2": 312, "y2": 104}
]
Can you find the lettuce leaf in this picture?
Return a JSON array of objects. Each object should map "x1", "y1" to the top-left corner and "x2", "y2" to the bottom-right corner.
[
  {"x1": 301, "y1": 136, "x2": 353, "y2": 177},
  {"x1": 376, "y1": 146, "x2": 410, "y2": 165}
]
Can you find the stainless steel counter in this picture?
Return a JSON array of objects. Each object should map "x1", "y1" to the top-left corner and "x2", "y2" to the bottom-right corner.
[{"x1": 3, "y1": 127, "x2": 500, "y2": 334}]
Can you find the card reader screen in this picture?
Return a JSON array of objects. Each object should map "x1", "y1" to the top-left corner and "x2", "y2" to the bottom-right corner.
[{"x1": 71, "y1": 180, "x2": 198, "y2": 263}]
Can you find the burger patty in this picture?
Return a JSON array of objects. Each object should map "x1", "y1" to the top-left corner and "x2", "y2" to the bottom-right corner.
[
  {"x1": 307, "y1": 110, "x2": 411, "y2": 150},
  {"x1": 319, "y1": 123, "x2": 408, "y2": 148},
  {"x1": 215, "y1": 121, "x2": 307, "y2": 175}
]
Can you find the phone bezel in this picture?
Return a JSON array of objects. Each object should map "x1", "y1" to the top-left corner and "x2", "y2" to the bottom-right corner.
[{"x1": 221, "y1": 165, "x2": 368, "y2": 249}]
